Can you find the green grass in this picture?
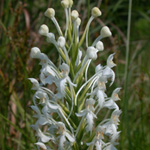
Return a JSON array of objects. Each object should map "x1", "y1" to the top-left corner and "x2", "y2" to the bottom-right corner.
[{"x1": 0, "y1": 0, "x2": 150, "y2": 149}]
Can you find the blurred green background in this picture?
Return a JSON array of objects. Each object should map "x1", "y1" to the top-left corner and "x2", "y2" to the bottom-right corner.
[{"x1": 0, "y1": 0, "x2": 150, "y2": 149}]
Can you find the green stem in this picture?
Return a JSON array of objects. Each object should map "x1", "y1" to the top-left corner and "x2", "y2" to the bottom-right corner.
[{"x1": 122, "y1": 0, "x2": 132, "y2": 149}]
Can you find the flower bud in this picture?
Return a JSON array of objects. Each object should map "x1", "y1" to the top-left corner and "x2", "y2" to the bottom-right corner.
[
  {"x1": 68, "y1": 0, "x2": 73, "y2": 7},
  {"x1": 57, "y1": 36, "x2": 66, "y2": 48},
  {"x1": 61, "y1": 0, "x2": 69, "y2": 8},
  {"x1": 71, "y1": 10, "x2": 79, "y2": 21},
  {"x1": 44, "y1": 8, "x2": 55, "y2": 18},
  {"x1": 86, "y1": 46, "x2": 98, "y2": 60},
  {"x1": 76, "y1": 17, "x2": 81, "y2": 26},
  {"x1": 39, "y1": 24, "x2": 49, "y2": 36},
  {"x1": 100, "y1": 26, "x2": 112, "y2": 38},
  {"x1": 96, "y1": 41, "x2": 104, "y2": 51},
  {"x1": 47, "y1": 33, "x2": 55, "y2": 43},
  {"x1": 30, "y1": 47, "x2": 41, "y2": 58},
  {"x1": 92, "y1": 7, "x2": 102, "y2": 18}
]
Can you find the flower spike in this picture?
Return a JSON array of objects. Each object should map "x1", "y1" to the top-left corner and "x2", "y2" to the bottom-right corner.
[{"x1": 29, "y1": 1, "x2": 121, "y2": 149}]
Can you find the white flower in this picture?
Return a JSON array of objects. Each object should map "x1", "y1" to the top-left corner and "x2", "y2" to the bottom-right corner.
[
  {"x1": 28, "y1": 78, "x2": 40, "y2": 90},
  {"x1": 97, "y1": 78, "x2": 106, "y2": 91},
  {"x1": 104, "y1": 89, "x2": 121, "y2": 110},
  {"x1": 34, "y1": 91, "x2": 48, "y2": 104},
  {"x1": 103, "y1": 132, "x2": 120, "y2": 150},
  {"x1": 37, "y1": 128, "x2": 52, "y2": 143},
  {"x1": 102, "y1": 110, "x2": 121, "y2": 137},
  {"x1": 39, "y1": 24, "x2": 49, "y2": 36},
  {"x1": 103, "y1": 66, "x2": 115, "y2": 86},
  {"x1": 76, "y1": 99, "x2": 97, "y2": 133},
  {"x1": 56, "y1": 78, "x2": 67, "y2": 99},
  {"x1": 95, "y1": 64, "x2": 103, "y2": 73},
  {"x1": 55, "y1": 63, "x2": 76, "y2": 99},
  {"x1": 101, "y1": 26, "x2": 112, "y2": 38},
  {"x1": 87, "y1": 126, "x2": 106, "y2": 150},
  {"x1": 60, "y1": 63, "x2": 70, "y2": 77},
  {"x1": 30, "y1": 47, "x2": 41, "y2": 59},
  {"x1": 31, "y1": 105, "x2": 48, "y2": 126},
  {"x1": 92, "y1": 7, "x2": 102, "y2": 18},
  {"x1": 44, "y1": 8, "x2": 55, "y2": 18},
  {"x1": 111, "y1": 88, "x2": 121, "y2": 101},
  {"x1": 86, "y1": 46, "x2": 99, "y2": 60},
  {"x1": 107, "y1": 53, "x2": 116, "y2": 68},
  {"x1": 56, "y1": 122, "x2": 75, "y2": 150},
  {"x1": 40, "y1": 65, "x2": 57, "y2": 85},
  {"x1": 111, "y1": 110, "x2": 122, "y2": 125}
]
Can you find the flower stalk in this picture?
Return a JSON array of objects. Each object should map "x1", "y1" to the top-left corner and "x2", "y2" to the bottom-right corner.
[{"x1": 29, "y1": 1, "x2": 121, "y2": 150}]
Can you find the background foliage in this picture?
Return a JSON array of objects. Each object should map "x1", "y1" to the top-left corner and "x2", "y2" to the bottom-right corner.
[{"x1": 0, "y1": 0, "x2": 150, "y2": 149}]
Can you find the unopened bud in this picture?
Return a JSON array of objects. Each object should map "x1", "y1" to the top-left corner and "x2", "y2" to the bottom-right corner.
[
  {"x1": 39, "y1": 24, "x2": 49, "y2": 36},
  {"x1": 61, "y1": 0, "x2": 69, "y2": 8},
  {"x1": 47, "y1": 33, "x2": 55, "y2": 43},
  {"x1": 71, "y1": 10, "x2": 79, "y2": 21},
  {"x1": 44, "y1": 8, "x2": 55, "y2": 18},
  {"x1": 96, "y1": 41, "x2": 104, "y2": 51},
  {"x1": 92, "y1": 7, "x2": 102, "y2": 18},
  {"x1": 76, "y1": 17, "x2": 81, "y2": 26},
  {"x1": 69, "y1": 0, "x2": 73, "y2": 7},
  {"x1": 57, "y1": 36, "x2": 66, "y2": 48},
  {"x1": 101, "y1": 26, "x2": 112, "y2": 38},
  {"x1": 30, "y1": 47, "x2": 41, "y2": 58}
]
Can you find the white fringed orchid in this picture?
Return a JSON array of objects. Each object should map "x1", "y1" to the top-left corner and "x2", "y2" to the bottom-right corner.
[
  {"x1": 29, "y1": 1, "x2": 121, "y2": 149},
  {"x1": 76, "y1": 98, "x2": 97, "y2": 134},
  {"x1": 56, "y1": 122, "x2": 75, "y2": 150}
]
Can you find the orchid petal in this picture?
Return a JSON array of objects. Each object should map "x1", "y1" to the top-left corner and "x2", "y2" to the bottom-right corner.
[
  {"x1": 35, "y1": 142, "x2": 47, "y2": 150},
  {"x1": 65, "y1": 132, "x2": 75, "y2": 142}
]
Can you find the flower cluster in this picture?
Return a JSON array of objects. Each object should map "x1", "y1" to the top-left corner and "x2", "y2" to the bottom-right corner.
[{"x1": 29, "y1": 0, "x2": 121, "y2": 149}]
